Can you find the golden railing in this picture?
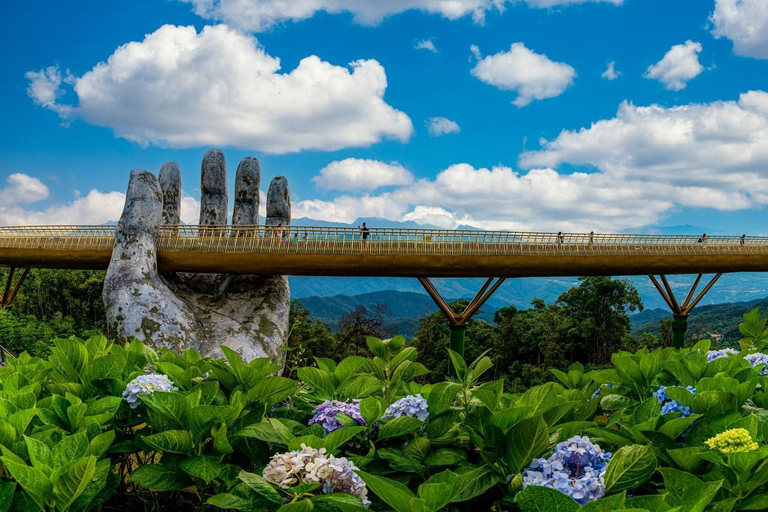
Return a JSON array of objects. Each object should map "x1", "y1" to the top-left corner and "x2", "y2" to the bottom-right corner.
[{"x1": 0, "y1": 225, "x2": 765, "y2": 257}]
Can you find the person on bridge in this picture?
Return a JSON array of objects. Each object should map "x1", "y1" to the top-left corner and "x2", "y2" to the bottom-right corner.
[
  {"x1": 589, "y1": 231, "x2": 594, "y2": 248},
  {"x1": 741, "y1": 234, "x2": 746, "y2": 246},
  {"x1": 359, "y1": 223, "x2": 370, "y2": 244},
  {"x1": 557, "y1": 231, "x2": 564, "y2": 246}
]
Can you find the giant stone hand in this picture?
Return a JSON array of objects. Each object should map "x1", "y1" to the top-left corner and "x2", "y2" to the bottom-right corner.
[{"x1": 103, "y1": 149, "x2": 290, "y2": 362}]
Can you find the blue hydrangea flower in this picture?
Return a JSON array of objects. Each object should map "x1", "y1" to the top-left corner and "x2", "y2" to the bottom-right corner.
[
  {"x1": 654, "y1": 385, "x2": 696, "y2": 417},
  {"x1": 122, "y1": 374, "x2": 178, "y2": 409},
  {"x1": 309, "y1": 400, "x2": 365, "y2": 434},
  {"x1": 522, "y1": 435, "x2": 611, "y2": 504},
  {"x1": 591, "y1": 384, "x2": 614, "y2": 398},
  {"x1": 707, "y1": 348, "x2": 739, "y2": 362},
  {"x1": 745, "y1": 353, "x2": 768, "y2": 376},
  {"x1": 381, "y1": 394, "x2": 429, "y2": 421}
]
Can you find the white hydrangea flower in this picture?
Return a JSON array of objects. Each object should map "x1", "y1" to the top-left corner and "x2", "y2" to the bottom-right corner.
[{"x1": 122, "y1": 374, "x2": 179, "y2": 408}]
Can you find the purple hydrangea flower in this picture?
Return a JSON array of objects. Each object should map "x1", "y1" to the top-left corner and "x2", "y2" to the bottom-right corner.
[
  {"x1": 707, "y1": 348, "x2": 738, "y2": 362},
  {"x1": 745, "y1": 353, "x2": 768, "y2": 376},
  {"x1": 122, "y1": 374, "x2": 178, "y2": 409},
  {"x1": 381, "y1": 394, "x2": 429, "y2": 421},
  {"x1": 654, "y1": 385, "x2": 696, "y2": 417},
  {"x1": 309, "y1": 400, "x2": 365, "y2": 434},
  {"x1": 522, "y1": 435, "x2": 611, "y2": 504}
]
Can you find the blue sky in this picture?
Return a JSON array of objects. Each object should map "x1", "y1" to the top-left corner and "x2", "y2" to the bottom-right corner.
[{"x1": 2, "y1": 0, "x2": 768, "y2": 235}]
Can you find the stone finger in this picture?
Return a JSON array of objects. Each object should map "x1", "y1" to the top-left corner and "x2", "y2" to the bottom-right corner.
[
  {"x1": 200, "y1": 149, "x2": 228, "y2": 226},
  {"x1": 232, "y1": 157, "x2": 260, "y2": 226},
  {"x1": 159, "y1": 162, "x2": 181, "y2": 226},
  {"x1": 266, "y1": 176, "x2": 290, "y2": 227}
]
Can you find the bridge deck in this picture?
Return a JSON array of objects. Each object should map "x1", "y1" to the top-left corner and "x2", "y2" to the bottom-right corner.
[{"x1": 0, "y1": 225, "x2": 765, "y2": 278}]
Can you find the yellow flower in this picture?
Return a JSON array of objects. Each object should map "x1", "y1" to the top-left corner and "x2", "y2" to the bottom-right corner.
[{"x1": 705, "y1": 428, "x2": 759, "y2": 454}]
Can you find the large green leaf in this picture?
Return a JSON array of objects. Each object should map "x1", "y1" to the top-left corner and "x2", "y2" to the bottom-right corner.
[
  {"x1": 207, "y1": 493, "x2": 250, "y2": 510},
  {"x1": 81, "y1": 354, "x2": 125, "y2": 387},
  {"x1": 359, "y1": 397, "x2": 383, "y2": 425},
  {"x1": 323, "y1": 427, "x2": 366, "y2": 452},
  {"x1": 248, "y1": 377, "x2": 298, "y2": 408},
  {"x1": 0, "y1": 480, "x2": 14, "y2": 512},
  {"x1": 52, "y1": 455, "x2": 97, "y2": 511},
  {"x1": 513, "y1": 485, "x2": 580, "y2": 512},
  {"x1": 142, "y1": 430, "x2": 194, "y2": 455},
  {"x1": 297, "y1": 368, "x2": 335, "y2": 397},
  {"x1": 505, "y1": 416, "x2": 549, "y2": 474},
  {"x1": 130, "y1": 464, "x2": 193, "y2": 491},
  {"x1": 237, "y1": 470, "x2": 284, "y2": 505},
  {"x1": 603, "y1": 444, "x2": 657, "y2": 493},
  {"x1": 1, "y1": 458, "x2": 52, "y2": 511},
  {"x1": 426, "y1": 382, "x2": 461, "y2": 417},
  {"x1": 357, "y1": 471, "x2": 415, "y2": 512},
  {"x1": 52, "y1": 433, "x2": 89, "y2": 467},
  {"x1": 24, "y1": 436, "x2": 52, "y2": 474},
  {"x1": 140, "y1": 391, "x2": 188, "y2": 429},
  {"x1": 179, "y1": 456, "x2": 223, "y2": 483},
  {"x1": 88, "y1": 430, "x2": 116, "y2": 459},
  {"x1": 377, "y1": 449, "x2": 423, "y2": 474},
  {"x1": 212, "y1": 423, "x2": 234, "y2": 454},
  {"x1": 378, "y1": 416, "x2": 424, "y2": 441}
]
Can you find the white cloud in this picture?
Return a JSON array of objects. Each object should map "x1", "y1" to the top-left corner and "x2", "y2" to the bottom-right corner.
[
  {"x1": 711, "y1": 0, "x2": 768, "y2": 59},
  {"x1": 601, "y1": 61, "x2": 620, "y2": 80},
  {"x1": 179, "y1": 0, "x2": 623, "y2": 32},
  {"x1": 470, "y1": 43, "x2": 576, "y2": 107},
  {"x1": 644, "y1": 40, "x2": 704, "y2": 91},
  {"x1": 426, "y1": 117, "x2": 461, "y2": 136},
  {"x1": 292, "y1": 91, "x2": 768, "y2": 232},
  {"x1": 313, "y1": 158, "x2": 414, "y2": 191},
  {"x1": 415, "y1": 39, "x2": 437, "y2": 52},
  {"x1": 0, "y1": 174, "x2": 50, "y2": 206},
  {"x1": 26, "y1": 24, "x2": 412, "y2": 154}
]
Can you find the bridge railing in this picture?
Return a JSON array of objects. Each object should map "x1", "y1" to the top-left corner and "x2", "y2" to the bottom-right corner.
[{"x1": 0, "y1": 225, "x2": 766, "y2": 256}]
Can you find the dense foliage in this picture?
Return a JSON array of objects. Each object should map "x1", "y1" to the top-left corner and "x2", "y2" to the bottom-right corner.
[{"x1": 1, "y1": 307, "x2": 768, "y2": 510}]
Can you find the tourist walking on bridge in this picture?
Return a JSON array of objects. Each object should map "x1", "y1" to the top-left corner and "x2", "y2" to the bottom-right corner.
[{"x1": 359, "y1": 223, "x2": 370, "y2": 245}]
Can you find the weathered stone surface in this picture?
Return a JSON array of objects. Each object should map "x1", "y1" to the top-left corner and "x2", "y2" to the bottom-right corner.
[
  {"x1": 103, "y1": 152, "x2": 291, "y2": 363},
  {"x1": 233, "y1": 157, "x2": 260, "y2": 226},
  {"x1": 159, "y1": 162, "x2": 181, "y2": 226},
  {"x1": 200, "y1": 149, "x2": 228, "y2": 226}
]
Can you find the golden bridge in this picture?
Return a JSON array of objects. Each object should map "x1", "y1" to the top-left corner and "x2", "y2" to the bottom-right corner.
[{"x1": 0, "y1": 224, "x2": 763, "y2": 353}]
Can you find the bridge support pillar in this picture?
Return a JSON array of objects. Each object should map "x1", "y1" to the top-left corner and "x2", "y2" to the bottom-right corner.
[
  {"x1": 648, "y1": 273, "x2": 722, "y2": 349},
  {"x1": 449, "y1": 324, "x2": 466, "y2": 358},
  {"x1": 0, "y1": 267, "x2": 30, "y2": 309},
  {"x1": 671, "y1": 315, "x2": 688, "y2": 349},
  {"x1": 418, "y1": 277, "x2": 505, "y2": 367}
]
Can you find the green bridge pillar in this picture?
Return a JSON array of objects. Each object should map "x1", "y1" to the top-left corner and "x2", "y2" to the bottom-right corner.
[
  {"x1": 449, "y1": 324, "x2": 466, "y2": 359},
  {"x1": 671, "y1": 315, "x2": 688, "y2": 349}
]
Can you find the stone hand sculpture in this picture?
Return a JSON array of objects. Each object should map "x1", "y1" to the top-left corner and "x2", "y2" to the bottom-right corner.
[{"x1": 103, "y1": 149, "x2": 290, "y2": 362}]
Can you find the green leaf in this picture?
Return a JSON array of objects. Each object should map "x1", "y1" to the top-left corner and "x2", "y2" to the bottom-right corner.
[
  {"x1": 580, "y1": 492, "x2": 626, "y2": 512},
  {"x1": 24, "y1": 436, "x2": 52, "y2": 474},
  {"x1": 357, "y1": 471, "x2": 415, "y2": 512},
  {"x1": 447, "y1": 350, "x2": 467, "y2": 380},
  {"x1": 248, "y1": 377, "x2": 298, "y2": 408},
  {"x1": 426, "y1": 382, "x2": 461, "y2": 417},
  {"x1": 513, "y1": 485, "x2": 580, "y2": 512},
  {"x1": 179, "y1": 456, "x2": 223, "y2": 483},
  {"x1": 377, "y1": 448, "x2": 423, "y2": 474},
  {"x1": 365, "y1": 338, "x2": 388, "y2": 359},
  {"x1": 359, "y1": 397, "x2": 383, "y2": 425},
  {"x1": 278, "y1": 501, "x2": 314, "y2": 512},
  {"x1": 207, "y1": 493, "x2": 250, "y2": 510},
  {"x1": 323, "y1": 426, "x2": 366, "y2": 452},
  {"x1": 140, "y1": 391, "x2": 188, "y2": 429},
  {"x1": 603, "y1": 444, "x2": 657, "y2": 493},
  {"x1": 424, "y1": 448, "x2": 466, "y2": 467},
  {"x1": 505, "y1": 416, "x2": 549, "y2": 474},
  {"x1": 378, "y1": 416, "x2": 424, "y2": 441},
  {"x1": 53, "y1": 455, "x2": 97, "y2": 511},
  {"x1": 238, "y1": 470, "x2": 284, "y2": 505},
  {"x1": 1, "y1": 458, "x2": 52, "y2": 511},
  {"x1": 130, "y1": 464, "x2": 193, "y2": 491},
  {"x1": 310, "y1": 493, "x2": 368, "y2": 511},
  {"x1": 297, "y1": 367, "x2": 335, "y2": 398},
  {"x1": 142, "y1": 430, "x2": 194, "y2": 455},
  {"x1": 0, "y1": 481, "x2": 13, "y2": 512},
  {"x1": 88, "y1": 430, "x2": 116, "y2": 459},
  {"x1": 238, "y1": 421, "x2": 292, "y2": 446},
  {"x1": 52, "y1": 432, "x2": 89, "y2": 467},
  {"x1": 337, "y1": 376, "x2": 381, "y2": 400},
  {"x1": 213, "y1": 423, "x2": 234, "y2": 454}
]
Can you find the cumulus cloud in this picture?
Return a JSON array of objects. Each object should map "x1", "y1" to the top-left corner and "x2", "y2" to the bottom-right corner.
[
  {"x1": 644, "y1": 40, "x2": 704, "y2": 91},
  {"x1": 601, "y1": 61, "x2": 620, "y2": 80},
  {"x1": 415, "y1": 39, "x2": 437, "y2": 52},
  {"x1": 26, "y1": 24, "x2": 412, "y2": 154},
  {"x1": 291, "y1": 91, "x2": 768, "y2": 232},
  {"x1": 179, "y1": 0, "x2": 623, "y2": 32},
  {"x1": 711, "y1": 0, "x2": 768, "y2": 59},
  {"x1": 426, "y1": 117, "x2": 461, "y2": 136},
  {"x1": 313, "y1": 158, "x2": 414, "y2": 191},
  {"x1": 470, "y1": 43, "x2": 576, "y2": 106}
]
